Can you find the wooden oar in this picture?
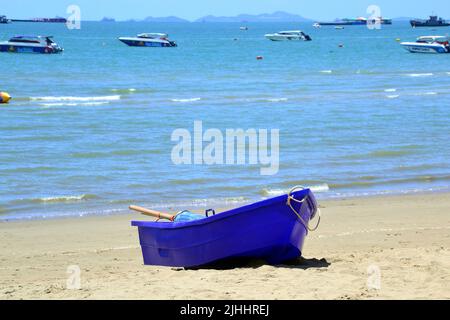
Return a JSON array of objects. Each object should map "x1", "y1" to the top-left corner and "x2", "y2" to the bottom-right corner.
[{"x1": 129, "y1": 205, "x2": 175, "y2": 221}]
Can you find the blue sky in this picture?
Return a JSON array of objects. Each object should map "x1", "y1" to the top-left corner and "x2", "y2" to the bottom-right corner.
[{"x1": 3, "y1": 0, "x2": 450, "y2": 21}]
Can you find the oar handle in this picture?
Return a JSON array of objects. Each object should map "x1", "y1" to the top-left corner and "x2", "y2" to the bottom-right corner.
[{"x1": 129, "y1": 205, "x2": 175, "y2": 221}]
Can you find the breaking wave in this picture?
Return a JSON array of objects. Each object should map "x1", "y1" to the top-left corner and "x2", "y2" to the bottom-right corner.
[
  {"x1": 170, "y1": 97, "x2": 201, "y2": 103},
  {"x1": 30, "y1": 95, "x2": 121, "y2": 102}
]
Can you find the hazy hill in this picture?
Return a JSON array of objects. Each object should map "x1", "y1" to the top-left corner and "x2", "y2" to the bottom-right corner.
[{"x1": 195, "y1": 11, "x2": 313, "y2": 23}]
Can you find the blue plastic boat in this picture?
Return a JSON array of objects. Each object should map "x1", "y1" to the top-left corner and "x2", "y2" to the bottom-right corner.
[{"x1": 131, "y1": 187, "x2": 320, "y2": 267}]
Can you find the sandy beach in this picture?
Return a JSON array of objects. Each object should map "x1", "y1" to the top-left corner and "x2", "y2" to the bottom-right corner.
[{"x1": 1, "y1": 192, "x2": 449, "y2": 300}]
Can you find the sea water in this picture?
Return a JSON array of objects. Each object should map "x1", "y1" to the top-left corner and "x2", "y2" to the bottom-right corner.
[{"x1": 1, "y1": 21, "x2": 449, "y2": 220}]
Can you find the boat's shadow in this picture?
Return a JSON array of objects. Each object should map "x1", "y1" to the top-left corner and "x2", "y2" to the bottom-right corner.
[{"x1": 187, "y1": 257, "x2": 330, "y2": 270}]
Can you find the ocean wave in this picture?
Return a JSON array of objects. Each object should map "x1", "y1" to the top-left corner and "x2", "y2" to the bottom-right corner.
[
  {"x1": 407, "y1": 73, "x2": 433, "y2": 77},
  {"x1": 330, "y1": 174, "x2": 450, "y2": 189},
  {"x1": 71, "y1": 149, "x2": 161, "y2": 158},
  {"x1": 30, "y1": 95, "x2": 121, "y2": 102},
  {"x1": 39, "y1": 102, "x2": 110, "y2": 107},
  {"x1": 110, "y1": 88, "x2": 136, "y2": 93},
  {"x1": 384, "y1": 88, "x2": 397, "y2": 92},
  {"x1": 170, "y1": 97, "x2": 201, "y2": 103},
  {"x1": 386, "y1": 95, "x2": 399, "y2": 99},
  {"x1": 260, "y1": 184, "x2": 330, "y2": 196},
  {"x1": 32, "y1": 194, "x2": 97, "y2": 203},
  {"x1": 320, "y1": 70, "x2": 333, "y2": 74},
  {"x1": 415, "y1": 92, "x2": 437, "y2": 96},
  {"x1": 266, "y1": 98, "x2": 288, "y2": 102}
]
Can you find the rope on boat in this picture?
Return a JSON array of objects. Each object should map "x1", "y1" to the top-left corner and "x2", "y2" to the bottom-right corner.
[{"x1": 286, "y1": 186, "x2": 321, "y2": 232}]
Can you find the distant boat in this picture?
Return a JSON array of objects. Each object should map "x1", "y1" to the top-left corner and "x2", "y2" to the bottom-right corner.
[
  {"x1": 0, "y1": 35, "x2": 63, "y2": 54},
  {"x1": 0, "y1": 15, "x2": 11, "y2": 24},
  {"x1": 335, "y1": 26, "x2": 345, "y2": 30},
  {"x1": 312, "y1": 23, "x2": 321, "y2": 28},
  {"x1": 401, "y1": 35, "x2": 450, "y2": 53},
  {"x1": 265, "y1": 30, "x2": 312, "y2": 41},
  {"x1": 118, "y1": 33, "x2": 177, "y2": 47},
  {"x1": 119, "y1": 33, "x2": 177, "y2": 47},
  {"x1": 240, "y1": 26, "x2": 248, "y2": 30},
  {"x1": 410, "y1": 16, "x2": 450, "y2": 27},
  {"x1": 316, "y1": 17, "x2": 392, "y2": 26},
  {"x1": 11, "y1": 17, "x2": 67, "y2": 23}
]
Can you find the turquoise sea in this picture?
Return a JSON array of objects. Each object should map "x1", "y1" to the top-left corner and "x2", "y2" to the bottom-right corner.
[{"x1": 1, "y1": 21, "x2": 449, "y2": 220}]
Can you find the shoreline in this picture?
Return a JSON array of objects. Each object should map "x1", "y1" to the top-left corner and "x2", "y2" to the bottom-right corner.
[
  {"x1": 1, "y1": 186, "x2": 449, "y2": 223},
  {"x1": 1, "y1": 192, "x2": 449, "y2": 299}
]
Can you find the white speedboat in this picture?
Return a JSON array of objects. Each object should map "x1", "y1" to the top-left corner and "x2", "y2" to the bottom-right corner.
[
  {"x1": 401, "y1": 36, "x2": 450, "y2": 53},
  {"x1": 118, "y1": 33, "x2": 177, "y2": 47},
  {"x1": 265, "y1": 30, "x2": 312, "y2": 41},
  {"x1": 313, "y1": 23, "x2": 321, "y2": 28}
]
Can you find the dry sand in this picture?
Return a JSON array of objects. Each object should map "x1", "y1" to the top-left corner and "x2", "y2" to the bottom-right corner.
[{"x1": 1, "y1": 192, "x2": 449, "y2": 300}]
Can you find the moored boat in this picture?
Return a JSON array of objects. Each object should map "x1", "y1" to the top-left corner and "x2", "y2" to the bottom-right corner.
[
  {"x1": 131, "y1": 187, "x2": 320, "y2": 267},
  {"x1": 401, "y1": 35, "x2": 450, "y2": 53},
  {"x1": 316, "y1": 17, "x2": 392, "y2": 26},
  {"x1": 118, "y1": 33, "x2": 177, "y2": 47},
  {"x1": 0, "y1": 35, "x2": 63, "y2": 54},
  {"x1": 0, "y1": 15, "x2": 11, "y2": 24},
  {"x1": 265, "y1": 30, "x2": 312, "y2": 41},
  {"x1": 410, "y1": 16, "x2": 450, "y2": 27}
]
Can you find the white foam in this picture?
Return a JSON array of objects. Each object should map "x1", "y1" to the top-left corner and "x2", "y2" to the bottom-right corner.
[
  {"x1": 36, "y1": 194, "x2": 94, "y2": 203},
  {"x1": 111, "y1": 88, "x2": 136, "y2": 92},
  {"x1": 40, "y1": 102, "x2": 109, "y2": 107},
  {"x1": 31, "y1": 95, "x2": 121, "y2": 102},
  {"x1": 267, "y1": 98, "x2": 288, "y2": 102},
  {"x1": 171, "y1": 97, "x2": 201, "y2": 103},
  {"x1": 386, "y1": 95, "x2": 400, "y2": 99},
  {"x1": 407, "y1": 73, "x2": 433, "y2": 77},
  {"x1": 384, "y1": 88, "x2": 397, "y2": 92},
  {"x1": 262, "y1": 184, "x2": 330, "y2": 196},
  {"x1": 310, "y1": 184, "x2": 330, "y2": 193},
  {"x1": 320, "y1": 70, "x2": 333, "y2": 74}
]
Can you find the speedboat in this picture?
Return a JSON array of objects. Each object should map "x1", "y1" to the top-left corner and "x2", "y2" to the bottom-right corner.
[
  {"x1": 0, "y1": 35, "x2": 63, "y2": 54},
  {"x1": 118, "y1": 33, "x2": 177, "y2": 47},
  {"x1": 313, "y1": 23, "x2": 321, "y2": 28},
  {"x1": 401, "y1": 35, "x2": 450, "y2": 53},
  {"x1": 131, "y1": 186, "x2": 320, "y2": 267},
  {"x1": 265, "y1": 30, "x2": 312, "y2": 41}
]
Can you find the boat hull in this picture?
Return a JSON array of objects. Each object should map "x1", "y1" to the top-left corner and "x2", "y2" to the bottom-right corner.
[
  {"x1": 410, "y1": 21, "x2": 450, "y2": 27},
  {"x1": 119, "y1": 38, "x2": 177, "y2": 47},
  {"x1": 0, "y1": 44, "x2": 62, "y2": 54},
  {"x1": 401, "y1": 42, "x2": 449, "y2": 54},
  {"x1": 132, "y1": 189, "x2": 318, "y2": 267}
]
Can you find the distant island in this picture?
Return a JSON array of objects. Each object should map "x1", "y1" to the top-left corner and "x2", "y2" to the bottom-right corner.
[
  {"x1": 195, "y1": 11, "x2": 312, "y2": 23},
  {"x1": 143, "y1": 16, "x2": 189, "y2": 23},
  {"x1": 96, "y1": 12, "x2": 424, "y2": 23},
  {"x1": 100, "y1": 17, "x2": 116, "y2": 22},
  {"x1": 111, "y1": 11, "x2": 312, "y2": 23}
]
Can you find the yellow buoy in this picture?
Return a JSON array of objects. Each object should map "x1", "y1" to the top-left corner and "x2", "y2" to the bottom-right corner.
[
  {"x1": 0, "y1": 92, "x2": 11, "y2": 104},
  {"x1": 395, "y1": 38, "x2": 401, "y2": 42}
]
